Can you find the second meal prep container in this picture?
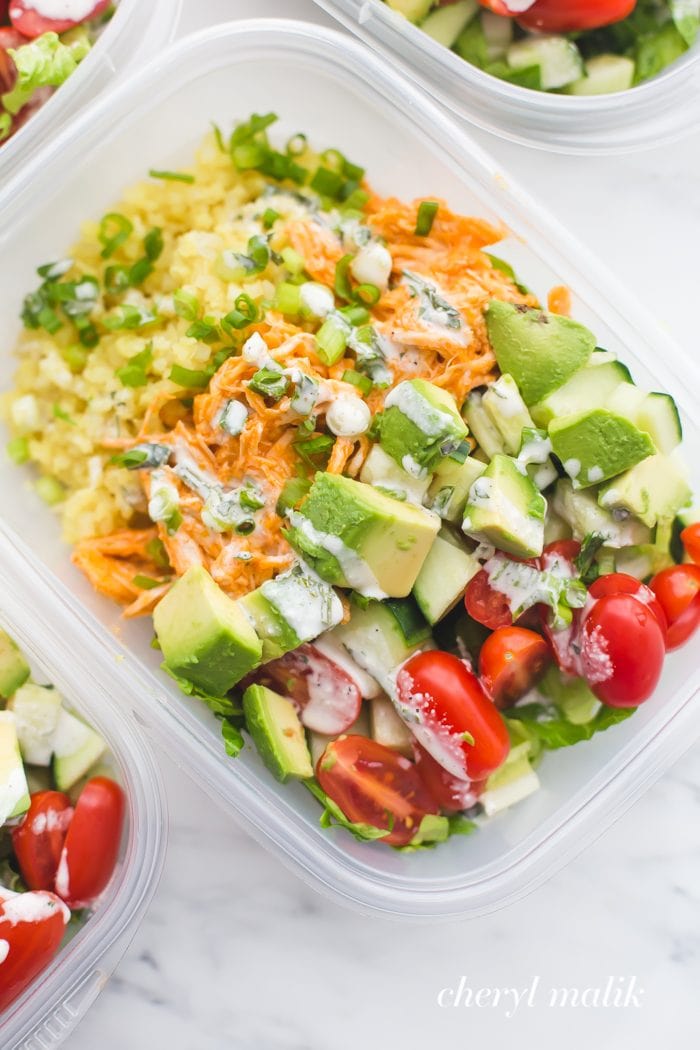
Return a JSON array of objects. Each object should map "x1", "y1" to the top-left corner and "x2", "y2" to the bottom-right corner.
[
  {"x1": 0, "y1": 19, "x2": 699, "y2": 920},
  {"x1": 0, "y1": 524, "x2": 167, "y2": 1050},
  {"x1": 313, "y1": 0, "x2": 700, "y2": 153}
]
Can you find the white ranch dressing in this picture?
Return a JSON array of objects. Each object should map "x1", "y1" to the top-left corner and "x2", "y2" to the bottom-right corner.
[
  {"x1": 313, "y1": 634, "x2": 382, "y2": 699},
  {"x1": 260, "y1": 565, "x2": 343, "y2": 641},
  {"x1": 286, "y1": 510, "x2": 387, "y2": 600},
  {"x1": 0, "y1": 940, "x2": 9, "y2": 964},
  {"x1": 384, "y1": 381, "x2": 455, "y2": 437},
  {"x1": 0, "y1": 888, "x2": 70, "y2": 926}
]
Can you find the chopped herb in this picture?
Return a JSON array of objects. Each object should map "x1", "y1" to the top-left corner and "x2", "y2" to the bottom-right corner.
[
  {"x1": 103, "y1": 303, "x2": 157, "y2": 331},
  {"x1": 148, "y1": 169, "x2": 195, "y2": 184},
  {"x1": 403, "y1": 269, "x2": 462, "y2": 330},
  {"x1": 98, "y1": 212, "x2": 133, "y2": 259},
  {"x1": 186, "y1": 317, "x2": 220, "y2": 344},
  {"x1": 293, "y1": 433, "x2": 334, "y2": 469},
  {"x1": 37, "y1": 259, "x2": 72, "y2": 280},
  {"x1": 132, "y1": 574, "x2": 167, "y2": 590},
  {"x1": 104, "y1": 265, "x2": 131, "y2": 295},
  {"x1": 169, "y1": 364, "x2": 212, "y2": 389},
  {"x1": 575, "y1": 533, "x2": 606, "y2": 584},
  {"x1": 146, "y1": 537, "x2": 171, "y2": 569},
  {"x1": 341, "y1": 369, "x2": 372, "y2": 397},
  {"x1": 286, "y1": 132, "x2": 307, "y2": 157},
  {"x1": 211, "y1": 122, "x2": 226, "y2": 152},
  {"x1": 415, "y1": 200, "x2": 439, "y2": 236},
  {"x1": 248, "y1": 367, "x2": 288, "y2": 401},
  {"x1": 216, "y1": 235, "x2": 270, "y2": 282},
  {"x1": 52, "y1": 404, "x2": 76, "y2": 425},
  {"x1": 222, "y1": 720, "x2": 245, "y2": 758},
  {"x1": 111, "y1": 443, "x2": 170, "y2": 470},
  {"x1": 144, "y1": 227, "x2": 164, "y2": 262},
  {"x1": 115, "y1": 343, "x2": 153, "y2": 387}
]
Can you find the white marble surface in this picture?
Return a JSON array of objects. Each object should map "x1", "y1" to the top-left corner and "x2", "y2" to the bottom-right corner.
[{"x1": 69, "y1": 1, "x2": 700, "y2": 1047}]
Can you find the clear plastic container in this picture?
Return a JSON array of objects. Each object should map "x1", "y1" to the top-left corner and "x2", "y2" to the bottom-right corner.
[
  {"x1": 0, "y1": 0, "x2": 182, "y2": 185},
  {"x1": 312, "y1": 0, "x2": 700, "y2": 154},
  {"x1": 0, "y1": 523, "x2": 167, "y2": 1049},
  {"x1": 0, "y1": 18, "x2": 699, "y2": 920}
]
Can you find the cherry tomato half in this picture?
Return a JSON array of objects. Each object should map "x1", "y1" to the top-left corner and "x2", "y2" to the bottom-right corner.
[
  {"x1": 9, "y1": 0, "x2": 111, "y2": 37},
  {"x1": 479, "y1": 626, "x2": 550, "y2": 708},
  {"x1": 316, "y1": 735, "x2": 440, "y2": 846},
  {"x1": 589, "y1": 572, "x2": 667, "y2": 640},
  {"x1": 650, "y1": 565, "x2": 700, "y2": 650},
  {"x1": 0, "y1": 889, "x2": 70, "y2": 1012},
  {"x1": 0, "y1": 26, "x2": 24, "y2": 94},
  {"x1": 252, "y1": 643, "x2": 362, "y2": 735},
  {"x1": 412, "y1": 743, "x2": 483, "y2": 813},
  {"x1": 681, "y1": 523, "x2": 700, "y2": 565},
  {"x1": 478, "y1": 0, "x2": 638, "y2": 33},
  {"x1": 580, "y1": 593, "x2": 665, "y2": 707},
  {"x1": 11, "y1": 791, "x2": 73, "y2": 892},
  {"x1": 55, "y1": 777, "x2": 124, "y2": 909},
  {"x1": 464, "y1": 569, "x2": 512, "y2": 630},
  {"x1": 396, "y1": 651, "x2": 510, "y2": 780}
]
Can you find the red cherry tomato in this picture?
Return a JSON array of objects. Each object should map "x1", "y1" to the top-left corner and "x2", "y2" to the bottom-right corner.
[
  {"x1": 538, "y1": 539, "x2": 581, "y2": 571},
  {"x1": 0, "y1": 889, "x2": 70, "y2": 1011},
  {"x1": 681, "y1": 523, "x2": 700, "y2": 565},
  {"x1": 11, "y1": 791, "x2": 73, "y2": 892},
  {"x1": 412, "y1": 743, "x2": 483, "y2": 813},
  {"x1": 465, "y1": 569, "x2": 513, "y2": 630},
  {"x1": 589, "y1": 572, "x2": 667, "y2": 640},
  {"x1": 650, "y1": 565, "x2": 700, "y2": 650},
  {"x1": 580, "y1": 594, "x2": 665, "y2": 707},
  {"x1": 479, "y1": 626, "x2": 550, "y2": 708},
  {"x1": 252, "y1": 643, "x2": 362, "y2": 735},
  {"x1": 396, "y1": 651, "x2": 510, "y2": 780},
  {"x1": 9, "y1": 0, "x2": 111, "y2": 37},
  {"x1": 55, "y1": 777, "x2": 124, "y2": 909},
  {"x1": 316, "y1": 735, "x2": 440, "y2": 846},
  {"x1": 478, "y1": 0, "x2": 638, "y2": 33},
  {"x1": 0, "y1": 26, "x2": 25, "y2": 94}
]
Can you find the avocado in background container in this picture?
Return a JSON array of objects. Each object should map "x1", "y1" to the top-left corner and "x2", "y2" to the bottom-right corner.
[
  {"x1": 0, "y1": 0, "x2": 182, "y2": 184},
  {"x1": 0, "y1": 20, "x2": 698, "y2": 920},
  {"x1": 311, "y1": 0, "x2": 700, "y2": 153},
  {"x1": 0, "y1": 523, "x2": 166, "y2": 1050}
]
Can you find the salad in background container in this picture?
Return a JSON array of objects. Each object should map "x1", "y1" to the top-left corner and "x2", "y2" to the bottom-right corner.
[
  {"x1": 0, "y1": 0, "x2": 181, "y2": 183},
  {"x1": 0, "y1": 20, "x2": 698, "y2": 920},
  {"x1": 311, "y1": 0, "x2": 700, "y2": 152},
  {"x1": 0, "y1": 524, "x2": 166, "y2": 1049}
]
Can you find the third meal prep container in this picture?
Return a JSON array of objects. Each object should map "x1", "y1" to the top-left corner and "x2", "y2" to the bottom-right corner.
[
  {"x1": 313, "y1": 0, "x2": 700, "y2": 153},
  {"x1": 0, "y1": 19, "x2": 698, "y2": 920},
  {"x1": 0, "y1": 524, "x2": 166, "y2": 1050}
]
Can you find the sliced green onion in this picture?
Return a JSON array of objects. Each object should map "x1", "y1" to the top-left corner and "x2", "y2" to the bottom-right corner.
[
  {"x1": 315, "y1": 314, "x2": 348, "y2": 366},
  {"x1": 273, "y1": 282, "x2": 302, "y2": 317},
  {"x1": 286, "y1": 133, "x2": 307, "y2": 157},
  {"x1": 103, "y1": 304, "x2": 157, "y2": 331},
  {"x1": 128, "y1": 257, "x2": 154, "y2": 287},
  {"x1": 222, "y1": 294, "x2": 260, "y2": 333},
  {"x1": 110, "y1": 443, "x2": 170, "y2": 470},
  {"x1": 144, "y1": 227, "x2": 164, "y2": 262},
  {"x1": 52, "y1": 404, "x2": 76, "y2": 426},
  {"x1": 79, "y1": 324, "x2": 100, "y2": 348},
  {"x1": 262, "y1": 207, "x2": 280, "y2": 230},
  {"x1": 98, "y1": 213, "x2": 133, "y2": 259},
  {"x1": 37, "y1": 305, "x2": 62, "y2": 333},
  {"x1": 36, "y1": 476, "x2": 65, "y2": 505},
  {"x1": 104, "y1": 265, "x2": 131, "y2": 295},
  {"x1": 338, "y1": 304, "x2": 370, "y2": 326},
  {"x1": 146, "y1": 537, "x2": 171, "y2": 569},
  {"x1": 280, "y1": 246, "x2": 305, "y2": 276},
  {"x1": 173, "y1": 288, "x2": 200, "y2": 321},
  {"x1": 415, "y1": 201, "x2": 439, "y2": 237},
  {"x1": 133, "y1": 574, "x2": 168, "y2": 590},
  {"x1": 293, "y1": 434, "x2": 335, "y2": 468},
  {"x1": 343, "y1": 159, "x2": 365, "y2": 182},
  {"x1": 148, "y1": 169, "x2": 195, "y2": 184},
  {"x1": 248, "y1": 367, "x2": 288, "y2": 401},
  {"x1": 116, "y1": 343, "x2": 153, "y2": 388},
  {"x1": 311, "y1": 166, "x2": 345, "y2": 199},
  {"x1": 216, "y1": 235, "x2": 270, "y2": 282},
  {"x1": 354, "y1": 283, "x2": 380, "y2": 306},
  {"x1": 239, "y1": 488, "x2": 265, "y2": 511},
  {"x1": 60, "y1": 344, "x2": 89, "y2": 374},
  {"x1": 320, "y1": 148, "x2": 345, "y2": 172},
  {"x1": 334, "y1": 254, "x2": 355, "y2": 303},
  {"x1": 231, "y1": 142, "x2": 267, "y2": 170},
  {"x1": 6, "y1": 436, "x2": 29, "y2": 465},
  {"x1": 169, "y1": 364, "x2": 212, "y2": 388},
  {"x1": 342, "y1": 369, "x2": 373, "y2": 397},
  {"x1": 235, "y1": 520, "x2": 256, "y2": 536},
  {"x1": 342, "y1": 188, "x2": 370, "y2": 212},
  {"x1": 37, "y1": 259, "x2": 73, "y2": 281},
  {"x1": 186, "y1": 317, "x2": 220, "y2": 344},
  {"x1": 234, "y1": 294, "x2": 258, "y2": 322},
  {"x1": 211, "y1": 123, "x2": 225, "y2": 152}
]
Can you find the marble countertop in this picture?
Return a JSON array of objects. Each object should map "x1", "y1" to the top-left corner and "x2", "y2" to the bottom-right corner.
[{"x1": 68, "y1": 2, "x2": 700, "y2": 1048}]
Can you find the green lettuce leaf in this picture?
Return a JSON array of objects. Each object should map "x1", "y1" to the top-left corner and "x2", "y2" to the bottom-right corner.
[
  {"x1": 3, "y1": 31, "x2": 92, "y2": 117},
  {"x1": 161, "y1": 664, "x2": 243, "y2": 719},
  {"x1": 305, "y1": 779, "x2": 391, "y2": 842},
  {"x1": 670, "y1": 0, "x2": 700, "y2": 46},
  {"x1": 506, "y1": 702, "x2": 636, "y2": 750},
  {"x1": 221, "y1": 720, "x2": 245, "y2": 758}
]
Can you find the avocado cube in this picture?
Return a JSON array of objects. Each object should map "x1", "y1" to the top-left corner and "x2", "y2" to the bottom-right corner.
[
  {"x1": 0, "y1": 628, "x2": 30, "y2": 698},
  {"x1": 242, "y1": 684, "x2": 313, "y2": 783},
  {"x1": 549, "y1": 409, "x2": 656, "y2": 488},
  {"x1": 485, "y1": 300, "x2": 595, "y2": 406},
  {"x1": 462, "y1": 454, "x2": 546, "y2": 558},
  {"x1": 377, "y1": 379, "x2": 468, "y2": 476},
  {"x1": 428, "y1": 455, "x2": 486, "y2": 523},
  {"x1": 482, "y1": 374, "x2": 535, "y2": 455},
  {"x1": 463, "y1": 389, "x2": 505, "y2": 460},
  {"x1": 154, "y1": 566, "x2": 262, "y2": 696},
  {"x1": 598, "y1": 454, "x2": 691, "y2": 528},
  {"x1": 286, "y1": 472, "x2": 440, "y2": 598},
  {"x1": 413, "y1": 529, "x2": 481, "y2": 625},
  {"x1": 0, "y1": 711, "x2": 30, "y2": 823},
  {"x1": 360, "y1": 444, "x2": 432, "y2": 504},
  {"x1": 552, "y1": 480, "x2": 652, "y2": 548},
  {"x1": 530, "y1": 360, "x2": 632, "y2": 428},
  {"x1": 239, "y1": 563, "x2": 344, "y2": 663}
]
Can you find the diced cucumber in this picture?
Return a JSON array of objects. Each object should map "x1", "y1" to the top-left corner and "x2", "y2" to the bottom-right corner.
[
  {"x1": 369, "y1": 696, "x2": 413, "y2": 757},
  {"x1": 413, "y1": 529, "x2": 480, "y2": 625},
  {"x1": 605, "y1": 382, "x2": 647, "y2": 419},
  {"x1": 463, "y1": 389, "x2": 505, "y2": 459},
  {"x1": 420, "y1": 0, "x2": 477, "y2": 48},
  {"x1": 598, "y1": 453, "x2": 691, "y2": 528},
  {"x1": 482, "y1": 373, "x2": 534, "y2": 455},
  {"x1": 635, "y1": 392, "x2": 682, "y2": 454},
  {"x1": 481, "y1": 10, "x2": 513, "y2": 61},
  {"x1": 538, "y1": 665, "x2": 600, "y2": 725},
  {"x1": 385, "y1": 0, "x2": 433, "y2": 23},
  {"x1": 0, "y1": 711, "x2": 30, "y2": 822},
  {"x1": 383, "y1": 598, "x2": 432, "y2": 647},
  {"x1": 553, "y1": 479, "x2": 652, "y2": 548},
  {"x1": 52, "y1": 708, "x2": 106, "y2": 791},
  {"x1": 428, "y1": 455, "x2": 486, "y2": 524},
  {"x1": 507, "y1": 35, "x2": 584, "y2": 90},
  {"x1": 332, "y1": 600, "x2": 432, "y2": 689},
  {"x1": 359, "y1": 444, "x2": 432, "y2": 505},
  {"x1": 566, "y1": 53, "x2": 635, "y2": 95},
  {"x1": 7, "y1": 683, "x2": 62, "y2": 766},
  {"x1": 530, "y1": 360, "x2": 632, "y2": 428},
  {"x1": 0, "y1": 628, "x2": 30, "y2": 699},
  {"x1": 480, "y1": 747, "x2": 539, "y2": 817}
]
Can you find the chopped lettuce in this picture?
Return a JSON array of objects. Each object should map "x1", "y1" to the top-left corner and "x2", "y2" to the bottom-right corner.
[
  {"x1": 506, "y1": 701, "x2": 636, "y2": 750},
  {"x1": 0, "y1": 113, "x2": 11, "y2": 143},
  {"x1": 671, "y1": 0, "x2": 700, "y2": 46},
  {"x1": 2, "y1": 31, "x2": 92, "y2": 117}
]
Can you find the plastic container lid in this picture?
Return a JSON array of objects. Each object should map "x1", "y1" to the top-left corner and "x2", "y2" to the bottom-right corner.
[
  {"x1": 0, "y1": 0, "x2": 182, "y2": 184},
  {"x1": 0, "y1": 523, "x2": 167, "y2": 1050},
  {"x1": 312, "y1": 0, "x2": 700, "y2": 154},
  {"x1": 0, "y1": 19, "x2": 699, "y2": 920}
]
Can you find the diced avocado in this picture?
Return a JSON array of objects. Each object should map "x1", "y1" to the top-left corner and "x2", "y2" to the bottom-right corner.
[
  {"x1": 413, "y1": 529, "x2": 480, "y2": 624},
  {"x1": 428, "y1": 454, "x2": 486, "y2": 522},
  {"x1": 153, "y1": 566, "x2": 262, "y2": 695},
  {"x1": 286, "y1": 472, "x2": 440, "y2": 599},
  {"x1": 463, "y1": 388, "x2": 505, "y2": 459},
  {"x1": 507, "y1": 35, "x2": 583, "y2": 90},
  {"x1": 7, "y1": 683, "x2": 62, "y2": 766},
  {"x1": 0, "y1": 711, "x2": 30, "y2": 822},
  {"x1": 52, "y1": 708, "x2": 106, "y2": 791},
  {"x1": 598, "y1": 454, "x2": 691, "y2": 528},
  {"x1": 565, "y1": 53, "x2": 635, "y2": 95},
  {"x1": 485, "y1": 301, "x2": 595, "y2": 407},
  {"x1": 553, "y1": 479, "x2": 652, "y2": 548},
  {"x1": 377, "y1": 379, "x2": 468, "y2": 476},
  {"x1": 480, "y1": 743, "x2": 539, "y2": 817},
  {"x1": 242, "y1": 684, "x2": 313, "y2": 783},
  {"x1": 239, "y1": 562, "x2": 343, "y2": 663},
  {"x1": 360, "y1": 444, "x2": 431, "y2": 504},
  {"x1": 530, "y1": 360, "x2": 632, "y2": 428},
  {"x1": 516, "y1": 427, "x2": 558, "y2": 491},
  {"x1": 549, "y1": 409, "x2": 655, "y2": 488},
  {"x1": 331, "y1": 600, "x2": 433, "y2": 689},
  {"x1": 420, "y1": 0, "x2": 477, "y2": 48},
  {"x1": 482, "y1": 373, "x2": 534, "y2": 455},
  {"x1": 385, "y1": 0, "x2": 433, "y2": 22},
  {"x1": 538, "y1": 665, "x2": 600, "y2": 725},
  {"x1": 369, "y1": 695, "x2": 413, "y2": 757},
  {"x1": 462, "y1": 454, "x2": 546, "y2": 559},
  {"x1": 635, "y1": 392, "x2": 682, "y2": 454},
  {"x1": 0, "y1": 628, "x2": 30, "y2": 699}
]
